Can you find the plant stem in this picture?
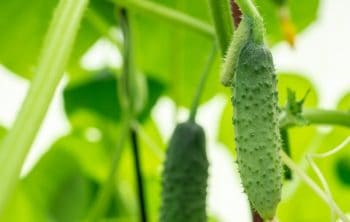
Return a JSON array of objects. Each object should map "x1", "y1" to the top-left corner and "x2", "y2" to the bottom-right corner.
[
  {"x1": 303, "y1": 109, "x2": 350, "y2": 128},
  {"x1": 279, "y1": 109, "x2": 350, "y2": 129},
  {"x1": 0, "y1": 0, "x2": 88, "y2": 213},
  {"x1": 120, "y1": 7, "x2": 148, "y2": 221},
  {"x1": 235, "y1": 0, "x2": 264, "y2": 43},
  {"x1": 87, "y1": 117, "x2": 131, "y2": 221},
  {"x1": 310, "y1": 136, "x2": 350, "y2": 158},
  {"x1": 280, "y1": 150, "x2": 350, "y2": 222},
  {"x1": 114, "y1": 0, "x2": 214, "y2": 38},
  {"x1": 189, "y1": 44, "x2": 217, "y2": 122},
  {"x1": 85, "y1": 8, "x2": 123, "y2": 50},
  {"x1": 87, "y1": 8, "x2": 138, "y2": 220},
  {"x1": 208, "y1": 0, "x2": 234, "y2": 55},
  {"x1": 130, "y1": 129, "x2": 147, "y2": 222}
]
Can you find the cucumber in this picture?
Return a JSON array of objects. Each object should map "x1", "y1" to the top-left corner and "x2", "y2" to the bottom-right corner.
[
  {"x1": 160, "y1": 122, "x2": 208, "y2": 222},
  {"x1": 232, "y1": 30, "x2": 282, "y2": 219}
]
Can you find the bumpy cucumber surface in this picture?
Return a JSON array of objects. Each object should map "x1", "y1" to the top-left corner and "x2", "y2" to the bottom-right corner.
[
  {"x1": 160, "y1": 122, "x2": 208, "y2": 222},
  {"x1": 233, "y1": 39, "x2": 282, "y2": 219}
]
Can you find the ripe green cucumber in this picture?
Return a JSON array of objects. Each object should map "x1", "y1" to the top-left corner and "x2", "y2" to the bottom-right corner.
[
  {"x1": 233, "y1": 33, "x2": 282, "y2": 219},
  {"x1": 160, "y1": 122, "x2": 208, "y2": 222}
]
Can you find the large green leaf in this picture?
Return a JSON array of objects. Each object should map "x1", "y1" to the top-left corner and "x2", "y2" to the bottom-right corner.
[
  {"x1": 0, "y1": 0, "x2": 116, "y2": 79},
  {"x1": 2, "y1": 129, "x2": 133, "y2": 222},
  {"x1": 255, "y1": 0, "x2": 320, "y2": 45},
  {"x1": 0, "y1": 186, "x2": 47, "y2": 222},
  {"x1": 63, "y1": 69, "x2": 165, "y2": 124},
  {"x1": 277, "y1": 91, "x2": 350, "y2": 221},
  {"x1": 21, "y1": 144, "x2": 96, "y2": 222},
  {"x1": 129, "y1": 0, "x2": 221, "y2": 107}
]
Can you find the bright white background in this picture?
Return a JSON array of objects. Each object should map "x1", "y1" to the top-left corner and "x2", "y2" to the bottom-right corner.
[{"x1": 0, "y1": 0, "x2": 349, "y2": 221}]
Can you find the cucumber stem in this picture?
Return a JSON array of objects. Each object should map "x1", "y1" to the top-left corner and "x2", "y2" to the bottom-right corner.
[
  {"x1": 86, "y1": 116, "x2": 131, "y2": 221},
  {"x1": 0, "y1": 0, "x2": 89, "y2": 213},
  {"x1": 235, "y1": 0, "x2": 264, "y2": 43},
  {"x1": 85, "y1": 8, "x2": 123, "y2": 50},
  {"x1": 280, "y1": 109, "x2": 350, "y2": 129},
  {"x1": 189, "y1": 44, "x2": 217, "y2": 122},
  {"x1": 114, "y1": 0, "x2": 214, "y2": 38}
]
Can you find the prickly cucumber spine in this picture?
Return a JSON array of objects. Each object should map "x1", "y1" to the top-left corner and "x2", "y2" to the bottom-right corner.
[
  {"x1": 160, "y1": 122, "x2": 208, "y2": 222},
  {"x1": 233, "y1": 36, "x2": 282, "y2": 219}
]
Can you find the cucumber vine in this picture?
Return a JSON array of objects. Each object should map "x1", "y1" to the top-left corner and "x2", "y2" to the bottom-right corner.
[{"x1": 0, "y1": 0, "x2": 89, "y2": 213}]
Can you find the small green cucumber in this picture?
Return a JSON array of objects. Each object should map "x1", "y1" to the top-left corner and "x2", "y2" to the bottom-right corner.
[
  {"x1": 160, "y1": 122, "x2": 208, "y2": 222},
  {"x1": 233, "y1": 33, "x2": 282, "y2": 219}
]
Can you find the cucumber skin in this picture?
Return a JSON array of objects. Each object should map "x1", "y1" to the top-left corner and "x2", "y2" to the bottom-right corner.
[
  {"x1": 160, "y1": 122, "x2": 208, "y2": 222},
  {"x1": 233, "y1": 40, "x2": 282, "y2": 219}
]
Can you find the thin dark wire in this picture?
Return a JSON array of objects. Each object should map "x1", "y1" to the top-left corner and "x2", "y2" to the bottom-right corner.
[{"x1": 130, "y1": 129, "x2": 148, "y2": 222}]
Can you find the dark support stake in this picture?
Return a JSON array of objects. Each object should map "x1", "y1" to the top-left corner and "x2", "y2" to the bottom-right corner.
[{"x1": 130, "y1": 129, "x2": 148, "y2": 222}]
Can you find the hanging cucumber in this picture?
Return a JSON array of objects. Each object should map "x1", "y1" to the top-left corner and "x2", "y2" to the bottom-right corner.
[
  {"x1": 222, "y1": 0, "x2": 282, "y2": 219},
  {"x1": 159, "y1": 45, "x2": 216, "y2": 222},
  {"x1": 159, "y1": 122, "x2": 208, "y2": 222}
]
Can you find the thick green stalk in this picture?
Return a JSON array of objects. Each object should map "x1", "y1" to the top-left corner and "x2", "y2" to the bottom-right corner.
[
  {"x1": 114, "y1": 0, "x2": 214, "y2": 37},
  {"x1": 280, "y1": 109, "x2": 350, "y2": 129},
  {"x1": 0, "y1": 0, "x2": 88, "y2": 213},
  {"x1": 303, "y1": 109, "x2": 350, "y2": 128},
  {"x1": 208, "y1": 0, "x2": 234, "y2": 55}
]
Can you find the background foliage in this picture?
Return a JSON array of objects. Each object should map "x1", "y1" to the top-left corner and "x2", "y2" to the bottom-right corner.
[{"x1": 0, "y1": 0, "x2": 349, "y2": 221}]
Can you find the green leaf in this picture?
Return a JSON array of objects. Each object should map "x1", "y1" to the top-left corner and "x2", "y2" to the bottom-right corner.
[
  {"x1": 0, "y1": 0, "x2": 116, "y2": 79},
  {"x1": 0, "y1": 126, "x2": 6, "y2": 141},
  {"x1": 21, "y1": 145, "x2": 95, "y2": 222},
  {"x1": 0, "y1": 186, "x2": 47, "y2": 222},
  {"x1": 63, "y1": 69, "x2": 165, "y2": 124},
  {"x1": 277, "y1": 90, "x2": 350, "y2": 221},
  {"x1": 4, "y1": 129, "x2": 133, "y2": 221},
  {"x1": 255, "y1": 0, "x2": 319, "y2": 45},
  {"x1": 337, "y1": 92, "x2": 350, "y2": 111},
  {"x1": 129, "y1": 0, "x2": 221, "y2": 107}
]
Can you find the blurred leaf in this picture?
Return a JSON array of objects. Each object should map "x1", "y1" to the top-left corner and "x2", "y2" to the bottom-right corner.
[
  {"x1": 255, "y1": 0, "x2": 319, "y2": 45},
  {"x1": 130, "y1": 0, "x2": 222, "y2": 107},
  {"x1": 0, "y1": 186, "x2": 47, "y2": 222},
  {"x1": 278, "y1": 90, "x2": 350, "y2": 221},
  {"x1": 337, "y1": 92, "x2": 350, "y2": 111},
  {"x1": 0, "y1": 126, "x2": 6, "y2": 140},
  {"x1": 21, "y1": 144, "x2": 96, "y2": 222},
  {"x1": 63, "y1": 69, "x2": 165, "y2": 124},
  {"x1": 217, "y1": 89, "x2": 235, "y2": 154},
  {"x1": 0, "y1": 0, "x2": 116, "y2": 79},
  {"x1": 4, "y1": 129, "x2": 133, "y2": 221}
]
